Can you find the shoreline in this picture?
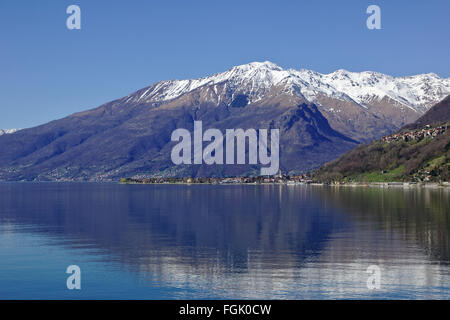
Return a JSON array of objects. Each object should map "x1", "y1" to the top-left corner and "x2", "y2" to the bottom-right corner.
[
  {"x1": 119, "y1": 180, "x2": 450, "y2": 188},
  {"x1": 1, "y1": 180, "x2": 447, "y2": 188}
]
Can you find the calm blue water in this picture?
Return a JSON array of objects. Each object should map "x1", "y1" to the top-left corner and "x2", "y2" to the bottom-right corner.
[{"x1": 0, "y1": 183, "x2": 449, "y2": 299}]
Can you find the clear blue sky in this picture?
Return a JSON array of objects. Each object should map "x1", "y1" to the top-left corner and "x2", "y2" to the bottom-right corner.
[{"x1": 1, "y1": 0, "x2": 449, "y2": 129}]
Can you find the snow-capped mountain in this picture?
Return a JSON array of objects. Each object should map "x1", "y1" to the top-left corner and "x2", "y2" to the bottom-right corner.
[
  {"x1": 127, "y1": 61, "x2": 450, "y2": 112},
  {"x1": 0, "y1": 129, "x2": 20, "y2": 136},
  {"x1": 0, "y1": 61, "x2": 448, "y2": 181}
]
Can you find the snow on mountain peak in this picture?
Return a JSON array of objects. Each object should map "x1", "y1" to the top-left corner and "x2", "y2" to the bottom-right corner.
[
  {"x1": 0, "y1": 129, "x2": 20, "y2": 136},
  {"x1": 129, "y1": 61, "x2": 292, "y2": 104},
  {"x1": 128, "y1": 61, "x2": 450, "y2": 112},
  {"x1": 232, "y1": 61, "x2": 283, "y2": 71}
]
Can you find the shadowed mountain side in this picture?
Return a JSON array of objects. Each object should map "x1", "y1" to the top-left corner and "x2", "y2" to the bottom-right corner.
[
  {"x1": 0, "y1": 90, "x2": 357, "y2": 181},
  {"x1": 403, "y1": 95, "x2": 450, "y2": 131},
  {"x1": 315, "y1": 95, "x2": 418, "y2": 144}
]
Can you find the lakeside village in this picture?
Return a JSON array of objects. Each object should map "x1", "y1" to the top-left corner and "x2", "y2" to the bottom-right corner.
[
  {"x1": 381, "y1": 124, "x2": 447, "y2": 143},
  {"x1": 121, "y1": 124, "x2": 449, "y2": 187},
  {"x1": 120, "y1": 172, "x2": 450, "y2": 187},
  {"x1": 121, "y1": 170, "x2": 313, "y2": 185}
]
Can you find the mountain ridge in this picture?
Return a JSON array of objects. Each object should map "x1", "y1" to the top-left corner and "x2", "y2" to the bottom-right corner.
[
  {"x1": 0, "y1": 61, "x2": 449, "y2": 181},
  {"x1": 124, "y1": 61, "x2": 450, "y2": 112}
]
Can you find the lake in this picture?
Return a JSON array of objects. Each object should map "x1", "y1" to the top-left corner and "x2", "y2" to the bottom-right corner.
[{"x1": 0, "y1": 183, "x2": 449, "y2": 299}]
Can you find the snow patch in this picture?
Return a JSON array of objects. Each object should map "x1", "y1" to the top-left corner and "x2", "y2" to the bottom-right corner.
[{"x1": 0, "y1": 129, "x2": 20, "y2": 136}]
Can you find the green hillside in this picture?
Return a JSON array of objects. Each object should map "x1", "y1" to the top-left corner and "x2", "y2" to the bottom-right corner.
[{"x1": 313, "y1": 124, "x2": 449, "y2": 183}]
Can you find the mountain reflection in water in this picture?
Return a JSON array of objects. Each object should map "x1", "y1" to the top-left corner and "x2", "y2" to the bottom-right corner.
[{"x1": 0, "y1": 183, "x2": 448, "y2": 299}]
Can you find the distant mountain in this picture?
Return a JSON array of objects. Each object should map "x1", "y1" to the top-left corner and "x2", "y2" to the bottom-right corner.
[
  {"x1": 0, "y1": 62, "x2": 449, "y2": 181},
  {"x1": 403, "y1": 95, "x2": 450, "y2": 130},
  {"x1": 314, "y1": 95, "x2": 450, "y2": 183},
  {"x1": 0, "y1": 129, "x2": 20, "y2": 136}
]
